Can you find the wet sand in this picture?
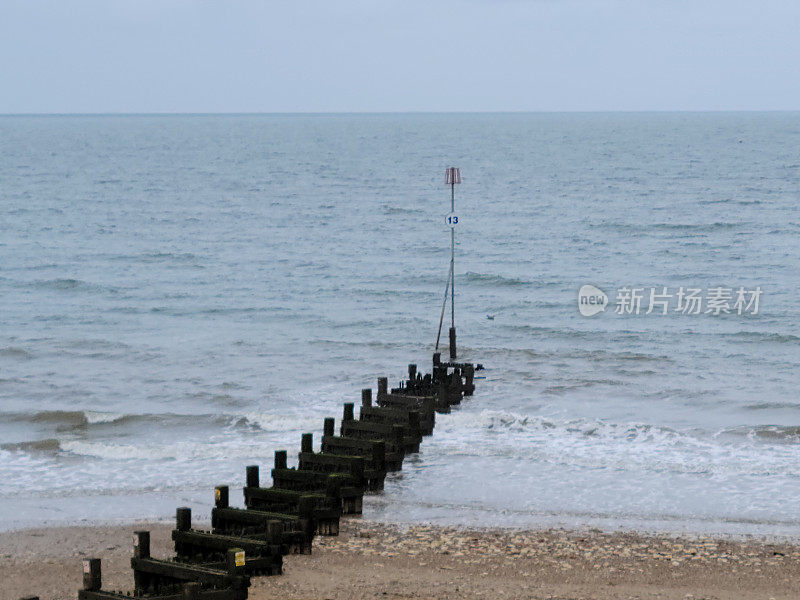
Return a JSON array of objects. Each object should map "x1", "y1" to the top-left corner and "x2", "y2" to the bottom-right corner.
[{"x1": 2, "y1": 520, "x2": 799, "y2": 600}]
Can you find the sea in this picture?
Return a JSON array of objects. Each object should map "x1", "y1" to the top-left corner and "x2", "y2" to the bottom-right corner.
[{"x1": 1, "y1": 113, "x2": 800, "y2": 537}]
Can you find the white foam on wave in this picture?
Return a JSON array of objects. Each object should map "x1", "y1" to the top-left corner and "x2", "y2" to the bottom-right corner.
[
  {"x1": 434, "y1": 409, "x2": 800, "y2": 479},
  {"x1": 83, "y1": 411, "x2": 128, "y2": 425}
]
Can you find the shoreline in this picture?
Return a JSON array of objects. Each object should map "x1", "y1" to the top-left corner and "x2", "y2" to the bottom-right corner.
[
  {"x1": 7, "y1": 492, "x2": 800, "y2": 544},
  {"x1": 3, "y1": 519, "x2": 800, "y2": 600}
]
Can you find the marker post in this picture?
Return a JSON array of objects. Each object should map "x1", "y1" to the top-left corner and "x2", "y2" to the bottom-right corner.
[{"x1": 445, "y1": 167, "x2": 460, "y2": 360}]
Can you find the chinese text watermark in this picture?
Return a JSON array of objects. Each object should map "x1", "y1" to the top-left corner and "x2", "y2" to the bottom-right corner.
[{"x1": 578, "y1": 285, "x2": 762, "y2": 316}]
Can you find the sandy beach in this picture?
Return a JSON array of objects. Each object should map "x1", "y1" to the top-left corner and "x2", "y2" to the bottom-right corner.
[{"x1": 3, "y1": 519, "x2": 799, "y2": 600}]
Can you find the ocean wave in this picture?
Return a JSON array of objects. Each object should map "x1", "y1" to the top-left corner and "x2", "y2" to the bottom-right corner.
[
  {"x1": 57, "y1": 435, "x2": 277, "y2": 462},
  {"x1": 598, "y1": 221, "x2": 744, "y2": 234},
  {"x1": 744, "y1": 402, "x2": 800, "y2": 411},
  {"x1": 28, "y1": 410, "x2": 96, "y2": 428},
  {"x1": 463, "y1": 272, "x2": 531, "y2": 287},
  {"x1": 383, "y1": 205, "x2": 425, "y2": 216},
  {"x1": 499, "y1": 324, "x2": 590, "y2": 340},
  {"x1": 542, "y1": 379, "x2": 624, "y2": 395},
  {"x1": 435, "y1": 410, "x2": 800, "y2": 477},
  {"x1": 0, "y1": 346, "x2": 34, "y2": 359},
  {"x1": 5, "y1": 409, "x2": 310, "y2": 435},
  {"x1": 239, "y1": 411, "x2": 321, "y2": 433},
  {"x1": 721, "y1": 331, "x2": 800, "y2": 344},
  {"x1": 442, "y1": 410, "x2": 682, "y2": 442},
  {"x1": 1, "y1": 438, "x2": 62, "y2": 454},
  {"x1": 23, "y1": 278, "x2": 118, "y2": 294},
  {"x1": 720, "y1": 425, "x2": 800, "y2": 443}
]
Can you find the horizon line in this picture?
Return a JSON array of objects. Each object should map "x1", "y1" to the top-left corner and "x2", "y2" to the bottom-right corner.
[{"x1": 2, "y1": 109, "x2": 800, "y2": 117}]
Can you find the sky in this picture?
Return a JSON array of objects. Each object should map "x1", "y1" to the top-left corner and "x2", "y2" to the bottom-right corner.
[{"x1": 2, "y1": 0, "x2": 800, "y2": 113}]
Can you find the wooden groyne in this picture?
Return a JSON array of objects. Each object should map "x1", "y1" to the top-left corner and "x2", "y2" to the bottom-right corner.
[{"x1": 28, "y1": 353, "x2": 481, "y2": 600}]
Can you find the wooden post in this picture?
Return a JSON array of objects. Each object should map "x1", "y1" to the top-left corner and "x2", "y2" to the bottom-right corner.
[
  {"x1": 409, "y1": 410, "x2": 421, "y2": 432},
  {"x1": 408, "y1": 364, "x2": 417, "y2": 381},
  {"x1": 266, "y1": 520, "x2": 283, "y2": 543},
  {"x1": 176, "y1": 507, "x2": 191, "y2": 532},
  {"x1": 449, "y1": 327, "x2": 457, "y2": 361},
  {"x1": 226, "y1": 547, "x2": 246, "y2": 575},
  {"x1": 437, "y1": 376, "x2": 448, "y2": 406},
  {"x1": 82, "y1": 558, "x2": 101, "y2": 591},
  {"x1": 323, "y1": 417, "x2": 335, "y2": 437},
  {"x1": 246, "y1": 465, "x2": 259, "y2": 488},
  {"x1": 298, "y1": 495, "x2": 315, "y2": 519},
  {"x1": 133, "y1": 531, "x2": 150, "y2": 559},
  {"x1": 275, "y1": 450, "x2": 288, "y2": 470},
  {"x1": 326, "y1": 475, "x2": 342, "y2": 497},
  {"x1": 215, "y1": 485, "x2": 229, "y2": 508},
  {"x1": 182, "y1": 582, "x2": 201, "y2": 600},
  {"x1": 452, "y1": 367, "x2": 463, "y2": 398},
  {"x1": 361, "y1": 388, "x2": 372, "y2": 408},
  {"x1": 343, "y1": 403, "x2": 354, "y2": 422},
  {"x1": 392, "y1": 423, "x2": 404, "y2": 449},
  {"x1": 373, "y1": 440, "x2": 386, "y2": 467},
  {"x1": 433, "y1": 352, "x2": 441, "y2": 366},
  {"x1": 464, "y1": 364, "x2": 474, "y2": 396},
  {"x1": 301, "y1": 433, "x2": 313, "y2": 454},
  {"x1": 377, "y1": 377, "x2": 388, "y2": 400}
]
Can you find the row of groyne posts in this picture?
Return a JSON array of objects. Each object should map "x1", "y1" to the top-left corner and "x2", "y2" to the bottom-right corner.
[{"x1": 21, "y1": 352, "x2": 481, "y2": 600}]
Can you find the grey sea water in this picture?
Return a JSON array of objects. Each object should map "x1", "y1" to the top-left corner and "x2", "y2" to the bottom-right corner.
[{"x1": 1, "y1": 113, "x2": 800, "y2": 535}]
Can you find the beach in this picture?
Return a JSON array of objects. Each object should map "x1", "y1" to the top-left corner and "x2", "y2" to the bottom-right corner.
[{"x1": 3, "y1": 520, "x2": 799, "y2": 600}]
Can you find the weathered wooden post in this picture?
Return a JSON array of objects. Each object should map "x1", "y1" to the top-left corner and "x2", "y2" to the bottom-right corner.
[
  {"x1": 301, "y1": 433, "x2": 313, "y2": 454},
  {"x1": 392, "y1": 423, "x2": 404, "y2": 450},
  {"x1": 377, "y1": 377, "x2": 388, "y2": 400},
  {"x1": 361, "y1": 388, "x2": 372, "y2": 408},
  {"x1": 246, "y1": 465, "x2": 260, "y2": 488},
  {"x1": 266, "y1": 520, "x2": 283, "y2": 543},
  {"x1": 298, "y1": 496, "x2": 315, "y2": 520},
  {"x1": 215, "y1": 485, "x2": 229, "y2": 508},
  {"x1": 409, "y1": 410, "x2": 421, "y2": 434},
  {"x1": 133, "y1": 531, "x2": 150, "y2": 591},
  {"x1": 464, "y1": 364, "x2": 475, "y2": 396},
  {"x1": 436, "y1": 371, "x2": 450, "y2": 412},
  {"x1": 433, "y1": 352, "x2": 441, "y2": 367},
  {"x1": 176, "y1": 507, "x2": 191, "y2": 532},
  {"x1": 343, "y1": 403, "x2": 354, "y2": 422},
  {"x1": 408, "y1": 364, "x2": 417, "y2": 382},
  {"x1": 133, "y1": 531, "x2": 150, "y2": 558},
  {"x1": 323, "y1": 417, "x2": 335, "y2": 437},
  {"x1": 182, "y1": 582, "x2": 201, "y2": 600},
  {"x1": 82, "y1": 558, "x2": 101, "y2": 591},
  {"x1": 275, "y1": 450, "x2": 288, "y2": 470}
]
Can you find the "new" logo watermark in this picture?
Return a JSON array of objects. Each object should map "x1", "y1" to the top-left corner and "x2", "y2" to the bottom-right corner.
[{"x1": 578, "y1": 284, "x2": 609, "y2": 317}]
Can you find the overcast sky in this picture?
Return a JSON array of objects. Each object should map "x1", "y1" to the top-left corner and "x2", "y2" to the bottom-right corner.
[{"x1": 2, "y1": 0, "x2": 800, "y2": 113}]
